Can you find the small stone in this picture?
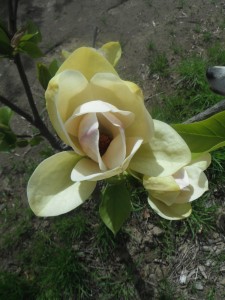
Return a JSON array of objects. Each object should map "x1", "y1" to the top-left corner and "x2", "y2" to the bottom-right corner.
[
  {"x1": 152, "y1": 226, "x2": 164, "y2": 237},
  {"x1": 195, "y1": 282, "x2": 204, "y2": 291},
  {"x1": 202, "y1": 245, "x2": 211, "y2": 252},
  {"x1": 220, "y1": 278, "x2": 225, "y2": 285}
]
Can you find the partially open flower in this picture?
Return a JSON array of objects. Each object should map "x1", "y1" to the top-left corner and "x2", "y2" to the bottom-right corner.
[
  {"x1": 143, "y1": 153, "x2": 210, "y2": 220},
  {"x1": 129, "y1": 120, "x2": 210, "y2": 220},
  {"x1": 27, "y1": 42, "x2": 154, "y2": 217}
]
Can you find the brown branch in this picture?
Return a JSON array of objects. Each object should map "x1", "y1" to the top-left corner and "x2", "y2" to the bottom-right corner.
[
  {"x1": 184, "y1": 99, "x2": 225, "y2": 123},
  {"x1": 0, "y1": 95, "x2": 35, "y2": 125}
]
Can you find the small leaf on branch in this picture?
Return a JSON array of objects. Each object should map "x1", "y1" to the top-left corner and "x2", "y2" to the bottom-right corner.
[
  {"x1": 49, "y1": 59, "x2": 60, "y2": 76},
  {"x1": 18, "y1": 41, "x2": 43, "y2": 58},
  {"x1": 0, "y1": 106, "x2": 13, "y2": 126},
  {"x1": 172, "y1": 111, "x2": 225, "y2": 153},
  {"x1": 25, "y1": 21, "x2": 42, "y2": 43},
  {"x1": 37, "y1": 60, "x2": 60, "y2": 90},
  {"x1": 0, "y1": 28, "x2": 13, "y2": 57},
  {"x1": 0, "y1": 130, "x2": 16, "y2": 152},
  {"x1": 99, "y1": 180, "x2": 132, "y2": 235},
  {"x1": 29, "y1": 135, "x2": 43, "y2": 146},
  {"x1": 37, "y1": 63, "x2": 52, "y2": 90}
]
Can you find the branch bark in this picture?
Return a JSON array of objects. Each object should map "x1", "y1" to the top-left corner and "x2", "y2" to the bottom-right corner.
[{"x1": 184, "y1": 99, "x2": 225, "y2": 123}]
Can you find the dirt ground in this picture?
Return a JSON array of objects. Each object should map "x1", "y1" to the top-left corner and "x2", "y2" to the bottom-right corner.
[{"x1": 1, "y1": 0, "x2": 225, "y2": 299}]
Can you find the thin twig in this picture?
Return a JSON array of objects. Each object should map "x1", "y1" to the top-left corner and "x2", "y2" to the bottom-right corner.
[
  {"x1": 0, "y1": 95, "x2": 35, "y2": 125},
  {"x1": 184, "y1": 99, "x2": 225, "y2": 123},
  {"x1": 92, "y1": 26, "x2": 99, "y2": 48}
]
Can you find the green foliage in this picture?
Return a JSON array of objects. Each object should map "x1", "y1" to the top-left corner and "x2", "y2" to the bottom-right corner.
[
  {"x1": 0, "y1": 22, "x2": 13, "y2": 58},
  {"x1": 149, "y1": 52, "x2": 169, "y2": 76},
  {"x1": 0, "y1": 271, "x2": 37, "y2": 300},
  {"x1": 0, "y1": 106, "x2": 16, "y2": 152},
  {"x1": 172, "y1": 111, "x2": 225, "y2": 153},
  {"x1": 99, "y1": 180, "x2": 132, "y2": 235},
  {"x1": 15, "y1": 21, "x2": 43, "y2": 58},
  {"x1": 37, "y1": 59, "x2": 60, "y2": 90}
]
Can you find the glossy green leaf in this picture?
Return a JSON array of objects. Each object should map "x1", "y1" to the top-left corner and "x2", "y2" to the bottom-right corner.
[
  {"x1": 19, "y1": 32, "x2": 39, "y2": 43},
  {"x1": 25, "y1": 21, "x2": 42, "y2": 43},
  {"x1": 29, "y1": 135, "x2": 43, "y2": 146},
  {"x1": 37, "y1": 59, "x2": 60, "y2": 90},
  {"x1": 0, "y1": 107, "x2": 13, "y2": 126},
  {"x1": 99, "y1": 181, "x2": 132, "y2": 235},
  {"x1": 0, "y1": 130, "x2": 16, "y2": 152},
  {"x1": 172, "y1": 111, "x2": 225, "y2": 153},
  {"x1": 49, "y1": 59, "x2": 60, "y2": 76},
  {"x1": 19, "y1": 41, "x2": 43, "y2": 58},
  {"x1": 0, "y1": 27, "x2": 12, "y2": 56},
  {"x1": 37, "y1": 63, "x2": 52, "y2": 90}
]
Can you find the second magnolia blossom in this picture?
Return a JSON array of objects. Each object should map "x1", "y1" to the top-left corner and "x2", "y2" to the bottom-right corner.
[{"x1": 130, "y1": 120, "x2": 210, "y2": 220}]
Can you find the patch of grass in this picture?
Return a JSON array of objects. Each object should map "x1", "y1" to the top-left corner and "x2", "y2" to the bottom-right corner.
[
  {"x1": 158, "y1": 278, "x2": 186, "y2": 300},
  {"x1": 149, "y1": 52, "x2": 169, "y2": 77},
  {"x1": 185, "y1": 196, "x2": 217, "y2": 238},
  {"x1": 0, "y1": 271, "x2": 37, "y2": 300},
  {"x1": 203, "y1": 31, "x2": 213, "y2": 43},
  {"x1": 148, "y1": 40, "x2": 156, "y2": 51}
]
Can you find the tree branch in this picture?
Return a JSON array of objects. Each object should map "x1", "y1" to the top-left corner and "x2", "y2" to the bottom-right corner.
[
  {"x1": 0, "y1": 95, "x2": 35, "y2": 125},
  {"x1": 184, "y1": 99, "x2": 225, "y2": 123}
]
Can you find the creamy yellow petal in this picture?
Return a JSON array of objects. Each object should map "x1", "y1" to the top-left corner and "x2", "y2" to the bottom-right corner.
[
  {"x1": 99, "y1": 42, "x2": 122, "y2": 66},
  {"x1": 71, "y1": 138, "x2": 143, "y2": 181},
  {"x1": 57, "y1": 47, "x2": 118, "y2": 80},
  {"x1": 148, "y1": 196, "x2": 192, "y2": 220},
  {"x1": 143, "y1": 175, "x2": 180, "y2": 191},
  {"x1": 91, "y1": 73, "x2": 154, "y2": 142},
  {"x1": 189, "y1": 153, "x2": 211, "y2": 171},
  {"x1": 184, "y1": 165, "x2": 209, "y2": 201},
  {"x1": 27, "y1": 151, "x2": 96, "y2": 216},
  {"x1": 102, "y1": 130, "x2": 126, "y2": 169},
  {"x1": 149, "y1": 190, "x2": 181, "y2": 206},
  {"x1": 45, "y1": 70, "x2": 91, "y2": 151},
  {"x1": 130, "y1": 120, "x2": 192, "y2": 177}
]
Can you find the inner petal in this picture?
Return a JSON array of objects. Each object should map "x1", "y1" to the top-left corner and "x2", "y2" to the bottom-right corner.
[
  {"x1": 173, "y1": 168, "x2": 190, "y2": 190},
  {"x1": 78, "y1": 113, "x2": 100, "y2": 163}
]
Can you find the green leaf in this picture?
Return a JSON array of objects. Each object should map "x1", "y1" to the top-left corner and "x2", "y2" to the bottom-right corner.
[
  {"x1": 0, "y1": 27, "x2": 12, "y2": 56},
  {"x1": 99, "y1": 181, "x2": 132, "y2": 235},
  {"x1": 49, "y1": 59, "x2": 60, "y2": 76},
  {"x1": 25, "y1": 21, "x2": 42, "y2": 43},
  {"x1": 0, "y1": 130, "x2": 16, "y2": 152},
  {"x1": 37, "y1": 63, "x2": 52, "y2": 90},
  {"x1": 0, "y1": 107, "x2": 13, "y2": 126},
  {"x1": 37, "y1": 60, "x2": 60, "y2": 90},
  {"x1": 172, "y1": 111, "x2": 225, "y2": 153},
  {"x1": 29, "y1": 135, "x2": 43, "y2": 146},
  {"x1": 18, "y1": 41, "x2": 43, "y2": 58},
  {"x1": 19, "y1": 32, "x2": 39, "y2": 43}
]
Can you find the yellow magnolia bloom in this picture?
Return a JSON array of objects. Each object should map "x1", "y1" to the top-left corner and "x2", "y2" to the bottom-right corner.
[
  {"x1": 27, "y1": 42, "x2": 154, "y2": 217},
  {"x1": 130, "y1": 120, "x2": 210, "y2": 220}
]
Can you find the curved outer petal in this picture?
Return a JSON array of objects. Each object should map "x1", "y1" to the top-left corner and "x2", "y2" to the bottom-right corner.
[
  {"x1": 189, "y1": 153, "x2": 211, "y2": 170},
  {"x1": 71, "y1": 138, "x2": 143, "y2": 181},
  {"x1": 90, "y1": 73, "x2": 154, "y2": 142},
  {"x1": 45, "y1": 70, "x2": 91, "y2": 150},
  {"x1": 56, "y1": 47, "x2": 119, "y2": 80},
  {"x1": 184, "y1": 165, "x2": 209, "y2": 202},
  {"x1": 27, "y1": 151, "x2": 96, "y2": 217},
  {"x1": 99, "y1": 42, "x2": 122, "y2": 66},
  {"x1": 148, "y1": 196, "x2": 192, "y2": 220},
  {"x1": 130, "y1": 120, "x2": 192, "y2": 177}
]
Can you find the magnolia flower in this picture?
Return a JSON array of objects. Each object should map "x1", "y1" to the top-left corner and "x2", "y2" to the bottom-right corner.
[
  {"x1": 129, "y1": 120, "x2": 210, "y2": 220},
  {"x1": 27, "y1": 42, "x2": 154, "y2": 217}
]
